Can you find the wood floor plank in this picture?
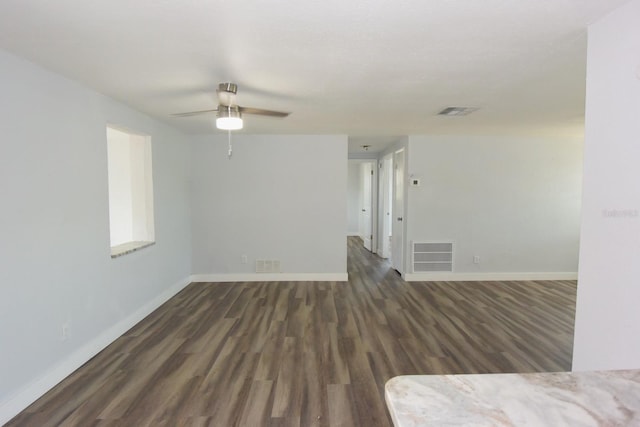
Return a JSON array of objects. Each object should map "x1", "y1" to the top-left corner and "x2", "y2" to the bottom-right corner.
[
  {"x1": 253, "y1": 321, "x2": 287, "y2": 381},
  {"x1": 271, "y1": 337, "x2": 303, "y2": 418},
  {"x1": 6, "y1": 236, "x2": 578, "y2": 426},
  {"x1": 324, "y1": 324, "x2": 352, "y2": 385},
  {"x1": 299, "y1": 349, "x2": 329, "y2": 427},
  {"x1": 238, "y1": 381, "x2": 275, "y2": 427},
  {"x1": 326, "y1": 384, "x2": 358, "y2": 427}
]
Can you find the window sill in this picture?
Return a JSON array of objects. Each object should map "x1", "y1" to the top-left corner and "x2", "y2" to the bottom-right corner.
[{"x1": 110, "y1": 241, "x2": 155, "y2": 258}]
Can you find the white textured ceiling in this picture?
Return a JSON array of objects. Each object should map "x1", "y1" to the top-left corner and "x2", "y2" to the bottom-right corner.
[{"x1": 0, "y1": 0, "x2": 629, "y2": 152}]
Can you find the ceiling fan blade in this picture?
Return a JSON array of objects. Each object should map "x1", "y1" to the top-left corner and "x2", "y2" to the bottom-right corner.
[
  {"x1": 238, "y1": 106, "x2": 290, "y2": 117},
  {"x1": 171, "y1": 108, "x2": 218, "y2": 117}
]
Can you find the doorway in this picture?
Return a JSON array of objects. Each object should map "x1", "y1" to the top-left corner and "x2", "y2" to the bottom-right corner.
[{"x1": 346, "y1": 150, "x2": 403, "y2": 274}]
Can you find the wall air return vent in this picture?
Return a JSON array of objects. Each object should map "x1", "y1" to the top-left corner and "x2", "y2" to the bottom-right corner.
[
  {"x1": 256, "y1": 259, "x2": 281, "y2": 273},
  {"x1": 413, "y1": 242, "x2": 453, "y2": 273}
]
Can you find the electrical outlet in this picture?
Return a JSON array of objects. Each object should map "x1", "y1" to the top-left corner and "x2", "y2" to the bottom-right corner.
[
  {"x1": 241, "y1": 255, "x2": 248, "y2": 264},
  {"x1": 473, "y1": 255, "x2": 480, "y2": 264},
  {"x1": 61, "y1": 322, "x2": 70, "y2": 341}
]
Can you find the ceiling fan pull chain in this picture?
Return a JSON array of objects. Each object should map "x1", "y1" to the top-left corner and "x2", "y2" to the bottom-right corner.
[{"x1": 227, "y1": 129, "x2": 233, "y2": 159}]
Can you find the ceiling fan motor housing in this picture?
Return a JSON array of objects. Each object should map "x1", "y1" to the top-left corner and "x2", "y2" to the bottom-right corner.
[{"x1": 218, "y1": 82, "x2": 237, "y2": 94}]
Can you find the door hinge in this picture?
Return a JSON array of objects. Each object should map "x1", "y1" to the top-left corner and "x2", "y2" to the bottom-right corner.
[{"x1": 371, "y1": 170, "x2": 374, "y2": 175}]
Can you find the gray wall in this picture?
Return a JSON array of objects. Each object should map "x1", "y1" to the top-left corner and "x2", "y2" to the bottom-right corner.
[
  {"x1": 573, "y1": 0, "x2": 640, "y2": 371},
  {"x1": 405, "y1": 135, "x2": 583, "y2": 277},
  {"x1": 0, "y1": 50, "x2": 192, "y2": 419},
  {"x1": 190, "y1": 134, "x2": 347, "y2": 277}
]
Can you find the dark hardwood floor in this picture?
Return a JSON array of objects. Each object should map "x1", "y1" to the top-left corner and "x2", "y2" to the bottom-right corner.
[{"x1": 7, "y1": 237, "x2": 577, "y2": 426}]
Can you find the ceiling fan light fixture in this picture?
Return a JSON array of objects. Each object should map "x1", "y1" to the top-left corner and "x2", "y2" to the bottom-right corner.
[{"x1": 216, "y1": 105, "x2": 243, "y2": 130}]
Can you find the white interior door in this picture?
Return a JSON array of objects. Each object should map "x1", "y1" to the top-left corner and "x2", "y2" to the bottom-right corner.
[
  {"x1": 392, "y1": 149, "x2": 405, "y2": 273},
  {"x1": 360, "y1": 162, "x2": 373, "y2": 251},
  {"x1": 380, "y1": 156, "x2": 393, "y2": 259}
]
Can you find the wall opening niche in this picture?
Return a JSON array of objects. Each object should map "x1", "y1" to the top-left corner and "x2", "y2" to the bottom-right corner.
[{"x1": 106, "y1": 125, "x2": 155, "y2": 258}]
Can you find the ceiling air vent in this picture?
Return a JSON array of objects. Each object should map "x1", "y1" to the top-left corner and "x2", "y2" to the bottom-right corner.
[{"x1": 437, "y1": 106, "x2": 479, "y2": 116}]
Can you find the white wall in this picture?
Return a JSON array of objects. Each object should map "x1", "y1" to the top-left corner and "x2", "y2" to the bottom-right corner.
[
  {"x1": 129, "y1": 134, "x2": 155, "y2": 242},
  {"x1": 0, "y1": 50, "x2": 192, "y2": 422},
  {"x1": 347, "y1": 160, "x2": 361, "y2": 235},
  {"x1": 404, "y1": 135, "x2": 582, "y2": 279},
  {"x1": 572, "y1": 0, "x2": 640, "y2": 371},
  {"x1": 107, "y1": 128, "x2": 135, "y2": 245},
  {"x1": 190, "y1": 134, "x2": 347, "y2": 280}
]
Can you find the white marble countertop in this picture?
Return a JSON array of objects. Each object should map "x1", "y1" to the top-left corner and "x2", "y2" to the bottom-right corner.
[{"x1": 385, "y1": 370, "x2": 640, "y2": 426}]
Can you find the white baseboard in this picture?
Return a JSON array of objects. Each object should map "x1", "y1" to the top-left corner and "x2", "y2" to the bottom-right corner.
[
  {"x1": 403, "y1": 272, "x2": 578, "y2": 282},
  {"x1": 0, "y1": 276, "x2": 192, "y2": 426},
  {"x1": 190, "y1": 273, "x2": 348, "y2": 282}
]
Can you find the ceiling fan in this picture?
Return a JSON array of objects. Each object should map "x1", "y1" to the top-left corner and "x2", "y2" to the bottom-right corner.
[{"x1": 171, "y1": 82, "x2": 290, "y2": 130}]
